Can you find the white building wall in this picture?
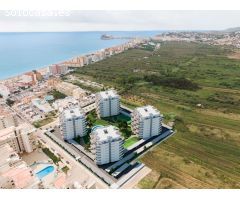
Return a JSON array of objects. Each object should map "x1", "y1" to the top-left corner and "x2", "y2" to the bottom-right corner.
[
  {"x1": 110, "y1": 140, "x2": 123, "y2": 162},
  {"x1": 96, "y1": 90, "x2": 120, "y2": 118},
  {"x1": 60, "y1": 108, "x2": 86, "y2": 140},
  {"x1": 96, "y1": 143, "x2": 110, "y2": 165},
  {"x1": 74, "y1": 117, "x2": 86, "y2": 137},
  {"x1": 110, "y1": 98, "x2": 120, "y2": 116},
  {"x1": 0, "y1": 84, "x2": 10, "y2": 98},
  {"x1": 62, "y1": 119, "x2": 75, "y2": 140},
  {"x1": 21, "y1": 133, "x2": 33, "y2": 153},
  {"x1": 151, "y1": 117, "x2": 161, "y2": 136},
  {"x1": 91, "y1": 126, "x2": 124, "y2": 165},
  {"x1": 131, "y1": 106, "x2": 163, "y2": 139}
]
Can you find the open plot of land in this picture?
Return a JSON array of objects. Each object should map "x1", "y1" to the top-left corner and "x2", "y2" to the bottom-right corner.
[{"x1": 70, "y1": 41, "x2": 240, "y2": 188}]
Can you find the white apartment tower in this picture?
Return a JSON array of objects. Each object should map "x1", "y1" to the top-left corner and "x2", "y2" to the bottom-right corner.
[
  {"x1": 90, "y1": 126, "x2": 124, "y2": 165},
  {"x1": 60, "y1": 107, "x2": 86, "y2": 140},
  {"x1": 96, "y1": 90, "x2": 120, "y2": 118},
  {"x1": 131, "y1": 105, "x2": 162, "y2": 139}
]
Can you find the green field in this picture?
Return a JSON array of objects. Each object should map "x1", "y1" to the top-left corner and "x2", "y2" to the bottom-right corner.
[
  {"x1": 69, "y1": 41, "x2": 240, "y2": 188},
  {"x1": 32, "y1": 111, "x2": 56, "y2": 128}
]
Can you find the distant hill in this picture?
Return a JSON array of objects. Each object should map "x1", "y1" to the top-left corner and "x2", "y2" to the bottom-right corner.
[{"x1": 223, "y1": 27, "x2": 240, "y2": 32}]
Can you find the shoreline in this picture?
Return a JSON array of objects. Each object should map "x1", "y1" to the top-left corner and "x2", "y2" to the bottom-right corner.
[{"x1": 0, "y1": 37, "x2": 145, "y2": 83}]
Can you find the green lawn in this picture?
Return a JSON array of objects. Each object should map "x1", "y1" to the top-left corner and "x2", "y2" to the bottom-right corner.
[
  {"x1": 124, "y1": 136, "x2": 139, "y2": 148},
  {"x1": 33, "y1": 117, "x2": 54, "y2": 128},
  {"x1": 48, "y1": 89, "x2": 66, "y2": 100},
  {"x1": 87, "y1": 111, "x2": 132, "y2": 139}
]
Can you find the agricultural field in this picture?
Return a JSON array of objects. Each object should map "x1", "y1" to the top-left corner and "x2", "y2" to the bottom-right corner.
[{"x1": 70, "y1": 41, "x2": 240, "y2": 188}]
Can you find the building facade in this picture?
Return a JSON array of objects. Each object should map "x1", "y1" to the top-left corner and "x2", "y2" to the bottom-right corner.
[
  {"x1": 0, "y1": 144, "x2": 39, "y2": 189},
  {"x1": 96, "y1": 90, "x2": 120, "y2": 118},
  {"x1": 49, "y1": 64, "x2": 68, "y2": 76},
  {"x1": 131, "y1": 105, "x2": 162, "y2": 139},
  {"x1": 0, "y1": 113, "x2": 19, "y2": 130},
  {"x1": 0, "y1": 123, "x2": 37, "y2": 154},
  {"x1": 60, "y1": 107, "x2": 87, "y2": 140},
  {"x1": 55, "y1": 82, "x2": 79, "y2": 96},
  {"x1": 90, "y1": 125, "x2": 124, "y2": 165}
]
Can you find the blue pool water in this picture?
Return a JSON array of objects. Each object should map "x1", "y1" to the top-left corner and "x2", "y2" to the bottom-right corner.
[
  {"x1": 36, "y1": 166, "x2": 54, "y2": 179},
  {"x1": 91, "y1": 125, "x2": 104, "y2": 132}
]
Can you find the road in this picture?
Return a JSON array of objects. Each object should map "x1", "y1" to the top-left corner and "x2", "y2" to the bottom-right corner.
[{"x1": 10, "y1": 104, "x2": 108, "y2": 188}]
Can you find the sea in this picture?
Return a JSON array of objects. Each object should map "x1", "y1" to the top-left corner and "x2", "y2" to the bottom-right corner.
[{"x1": 0, "y1": 31, "x2": 163, "y2": 80}]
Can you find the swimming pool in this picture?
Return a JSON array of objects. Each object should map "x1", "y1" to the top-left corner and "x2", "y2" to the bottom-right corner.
[
  {"x1": 91, "y1": 125, "x2": 104, "y2": 132},
  {"x1": 36, "y1": 166, "x2": 54, "y2": 179}
]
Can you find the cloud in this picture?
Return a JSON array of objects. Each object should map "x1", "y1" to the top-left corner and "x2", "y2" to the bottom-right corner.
[{"x1": 0, "y1": 10, "x2": 239, "y2": 32}]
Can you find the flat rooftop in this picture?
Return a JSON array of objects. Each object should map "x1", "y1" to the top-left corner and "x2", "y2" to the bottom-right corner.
[
  {"x1": 63, "y1": 107, "x2": 85, "y2": 120},
  {"x1": 92, "y1": 125, "x2": 122, "y2": 142},
  {"x1": 98, "y1": 90, "x2": 119, "y2": 99},
  {"x1": 0, "y1": 126, "x2": 15, "y2": 141},
  {"x1": 135, "y1": 105, "x2": 161, "y2": 118}
]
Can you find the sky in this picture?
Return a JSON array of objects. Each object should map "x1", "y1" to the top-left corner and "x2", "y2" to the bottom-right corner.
[{"x1": 0, "y1": 10, "x2": 240, "y2": 32}]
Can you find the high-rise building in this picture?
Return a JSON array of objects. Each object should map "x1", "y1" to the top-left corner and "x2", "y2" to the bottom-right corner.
[
  {"x1": 90, "y1": 125, "x2": 124, "y2": 165},
  {"x1": 60, "y1": 107, "x2": 86, "y2": 140},
  {"x1": 96, "y1": 90, "x2": 120, "y2": 118},
  {"x1": 0, "y1": 123, "x2": 37, "y2": 153},
  {"x1": 131, "y1": 105, "x2": 162, "y2": 139},
  {"x1": 49, "y1": 64, "x2": 68, "y2": 76}
]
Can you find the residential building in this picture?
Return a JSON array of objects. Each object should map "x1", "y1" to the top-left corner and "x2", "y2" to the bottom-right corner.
[
  {"x1": 72, "y1": 87, "x2": 87, "y2": 100},
  {"x1": 18, "y1": 71, "x2": 43, "y2": 86},
  {"x1": 0, "y1": 84, "x2": 11, "y2": 98},
  {"x1": 0, "y1": 123, "x2": 37, "y2": 153},
  {"x1": 90, "y1": 125, "x2": 124, "y2": 165},
  {"x1": 55, "y1": 82, "x2": 79, "y2": 96},
  {"x1": 96, "y1": 90, "x2": 120, "y2": 118},
  {"x1": 49, "y1": 64, "x2": 68, "y2": 76},
  {"x1": 32, "y1": 98, "x2": 54, "y2": 113},
  {"x1": 0, "y1": 144, "x2": 39, "y2": 189},
  {"x1": 60, "y1": 107, "x2": 86, "y2": 140},
  {"x1": 53, "y1": 96, "x2": 79, "y2": 112},
  {"x1": 0, "y1": 105, "x2": 20, "y2": 130},
  {"x1": 131, "y1": 105, "x2": 162, "y2": 139}
]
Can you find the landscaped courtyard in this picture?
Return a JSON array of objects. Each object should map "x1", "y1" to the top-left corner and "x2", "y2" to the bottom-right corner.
[{"x1": 74, "y1": 110, "x2": 139, "y2": 150}]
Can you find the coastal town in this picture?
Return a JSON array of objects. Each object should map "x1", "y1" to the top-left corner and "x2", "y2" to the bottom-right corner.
[
  {"x1": 1, "y1": 29, "x2": 240, "y2": 189},
  {"x1": 0, "y1": 36, "x2": 175, "y2": 189}
]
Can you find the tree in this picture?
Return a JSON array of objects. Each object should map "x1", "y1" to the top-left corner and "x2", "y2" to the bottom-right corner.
[{"x1": 6, "y1": 98, "x2": 15, "y2": 107}]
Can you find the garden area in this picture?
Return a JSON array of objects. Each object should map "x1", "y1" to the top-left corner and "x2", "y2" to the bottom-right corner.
[
  {"x1": 42, "y1": 147, "x2": 61, "y2": 164},
  {"x1": 73, "y1": 110, "x2": 138, "y2": 150},
  {"x1": 86, "y1": 110, "x2": 132, "y2": 139},
  {"x1": 48, "y1": 89, "x2": 66, "y2": 100},
  {"x1": 74, "y1": 132, "x2": 91, "y2": 151}
]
